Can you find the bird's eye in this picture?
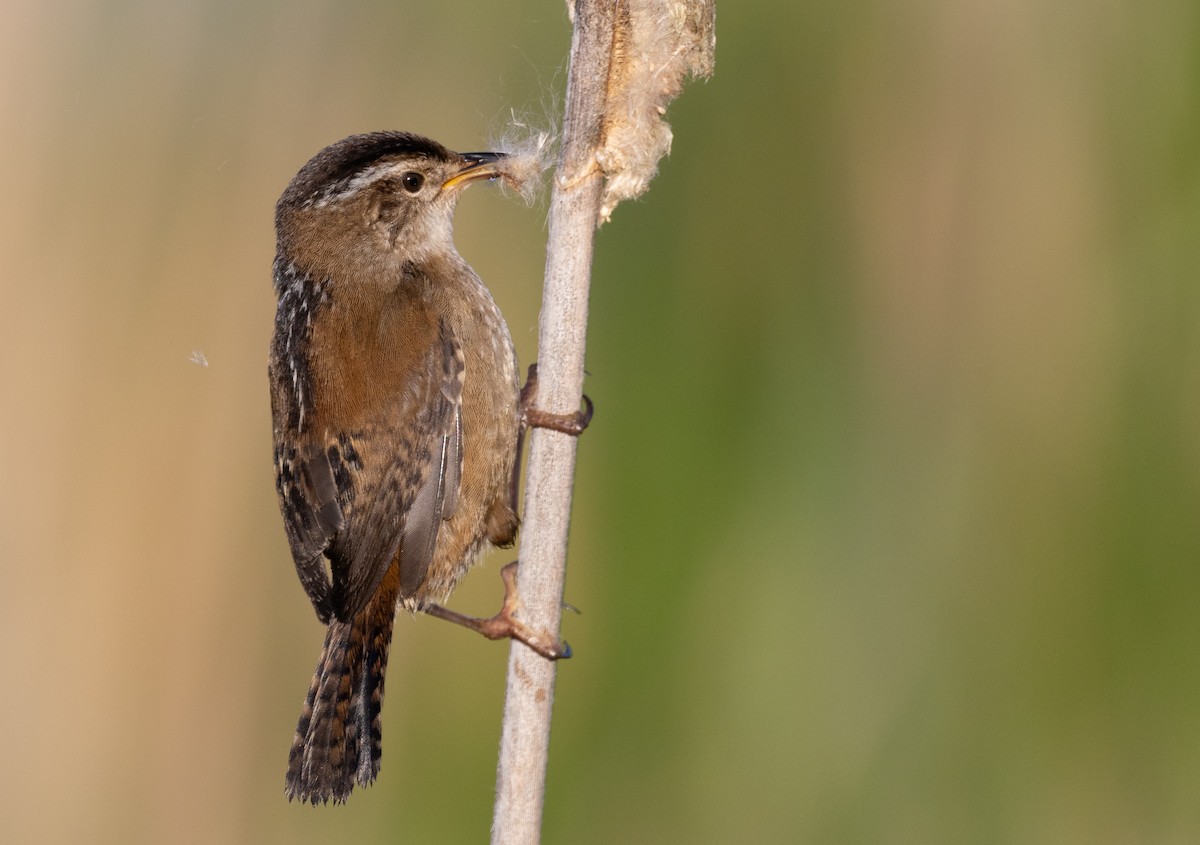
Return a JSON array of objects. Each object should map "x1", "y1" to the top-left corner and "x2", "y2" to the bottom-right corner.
[{"x1": 401, "y1": 172, "x2": 425, "y2": 193}]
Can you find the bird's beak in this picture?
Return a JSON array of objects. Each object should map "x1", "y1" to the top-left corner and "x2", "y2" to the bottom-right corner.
[{"x1": 443, "y1": 152, "x2": 507, "y2": 191}]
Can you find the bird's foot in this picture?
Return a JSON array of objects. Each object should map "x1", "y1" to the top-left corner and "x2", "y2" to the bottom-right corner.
[
  {"x1": 520, "y1": 363, "x2": 593, "y2": 436},
  {"x1": 422, "y1": 563, "x2": 571, "y2": 660}
]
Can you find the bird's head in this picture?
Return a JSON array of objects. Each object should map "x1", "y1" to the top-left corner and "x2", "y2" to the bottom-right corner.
[{"x1": 276, "y1": 131, "x2": 507, "y2": 276}]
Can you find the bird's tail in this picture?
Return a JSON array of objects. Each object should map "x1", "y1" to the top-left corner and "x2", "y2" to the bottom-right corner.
[{"x1": 285, "y1": 574, "x2": 398, "y2": 805}]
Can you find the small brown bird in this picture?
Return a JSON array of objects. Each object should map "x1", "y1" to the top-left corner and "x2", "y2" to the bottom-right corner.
[{"x1": 269, "y1": 132, "x2": 588, "y2": 805}]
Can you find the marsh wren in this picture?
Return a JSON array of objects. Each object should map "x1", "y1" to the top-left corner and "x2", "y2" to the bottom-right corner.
[{"x1": 269, "y1": 132, "x2": 589, "y2": 805}]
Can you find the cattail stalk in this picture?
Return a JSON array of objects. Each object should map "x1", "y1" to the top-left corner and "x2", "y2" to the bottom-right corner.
[{"x1": 491, "y1": 2, "x2": 714, "y2": 842}]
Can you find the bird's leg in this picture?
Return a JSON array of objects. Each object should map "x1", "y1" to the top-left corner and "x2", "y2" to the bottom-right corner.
[
  {"x1": 468, "y1": 365, "x2": 590, "y2": 657},
  {"x1": 420, "y1": 563, "x2": 572, "y2": 659},
  {"x1": 508, "y1": 363, "x2": 594, "y2": 512}
]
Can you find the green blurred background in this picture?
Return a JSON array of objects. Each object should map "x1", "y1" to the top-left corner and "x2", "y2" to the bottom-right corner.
[{"x1": 3, "y1": 1, "x2": 1199, "y2": 842}]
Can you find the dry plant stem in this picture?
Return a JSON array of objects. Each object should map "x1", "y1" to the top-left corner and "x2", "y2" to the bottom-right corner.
[
  {"x1": 490, "y1": 3, "x2": 614, "y2": 843},
  {"x1": 493, "y1": 0, "x2": 715, "y2": 839}
]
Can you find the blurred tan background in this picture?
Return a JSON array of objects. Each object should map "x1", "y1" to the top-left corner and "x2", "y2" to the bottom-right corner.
[{"x1": 3, "y1": 1, "x2": 1199, "y2": 842}]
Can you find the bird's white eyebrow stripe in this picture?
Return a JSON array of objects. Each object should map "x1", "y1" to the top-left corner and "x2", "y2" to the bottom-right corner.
[{"x1": 311, "y1": 163, "x2": 407, "y2": 207}]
